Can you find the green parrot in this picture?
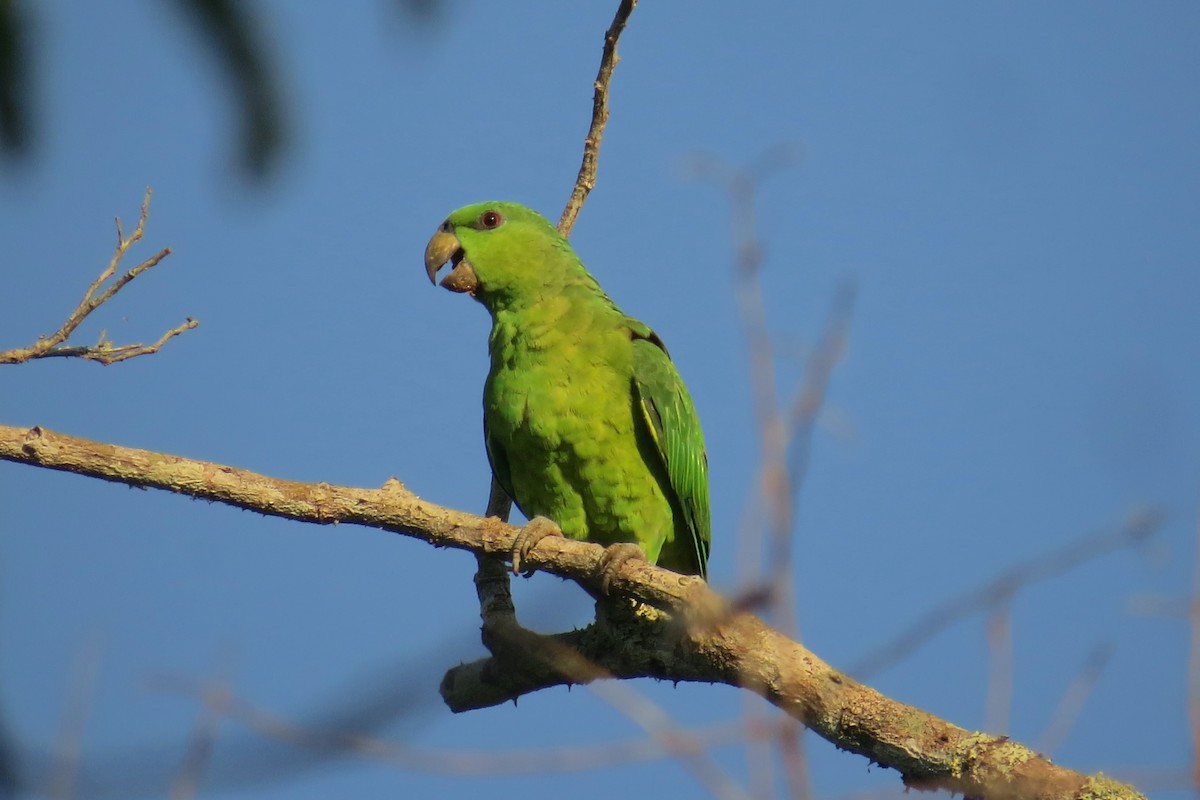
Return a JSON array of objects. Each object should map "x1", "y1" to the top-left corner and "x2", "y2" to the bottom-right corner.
[{"x1": 424, "y1": 201, "x2": 710, "y2": 580}]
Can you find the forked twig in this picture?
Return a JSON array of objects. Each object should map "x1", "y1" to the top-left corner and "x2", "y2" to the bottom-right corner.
[
  {"x1": 686, "y1": 145, "x2": 823, "y2": 800},
  {"x1": 0, "y1": 187, "x2": 197, "y2": 366},
  {"x1": 167, "y1": 654, "x2": 236, "y2": 800}
]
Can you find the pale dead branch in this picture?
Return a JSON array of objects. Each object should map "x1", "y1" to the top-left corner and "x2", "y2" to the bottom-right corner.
[{"x1": 0, "y1": 188, "x2": 197, "y2": 367}]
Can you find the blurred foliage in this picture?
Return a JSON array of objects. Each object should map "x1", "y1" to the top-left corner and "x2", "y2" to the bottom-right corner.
[
  {"x1": 0, "y1": 0, "x2": 29, "y2": 155},
  {"x1": 0, "y1": 0, "x2": 444, "y2": 179},
  {"x1": 175, "y1": 0, "x2": 285, "y2": 178}
]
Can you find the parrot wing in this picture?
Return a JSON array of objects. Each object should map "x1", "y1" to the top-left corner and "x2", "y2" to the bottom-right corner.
[{"x1": 630, "y1": 327, "x2": 711, "y2": 578}]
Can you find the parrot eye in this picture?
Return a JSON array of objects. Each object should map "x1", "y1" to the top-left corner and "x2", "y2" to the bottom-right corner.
[{"x1": 478, "y1": 210, "x2": 503, "y2": 229}]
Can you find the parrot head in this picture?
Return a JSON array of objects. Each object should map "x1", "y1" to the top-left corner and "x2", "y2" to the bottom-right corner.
[{"x1": 424, "y1": 201, "x2": 579, "y2": 307}]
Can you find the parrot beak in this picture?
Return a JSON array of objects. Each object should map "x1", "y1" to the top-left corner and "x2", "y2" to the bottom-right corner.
[{"x1": 424, "y1": 225, "x2": 479, "y2": 295}]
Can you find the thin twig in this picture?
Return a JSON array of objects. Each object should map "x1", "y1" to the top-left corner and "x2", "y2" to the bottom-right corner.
[
  {"x1": 984, "y1": 603, "x2": 1013, "y2": 736},
  {"x1": 1189, "y1": 504, "x2": 1200, "y2": 789},
  {"x1": 37, "y1": 316, "x2": 199, "y2": 365},
  {"x1": 712, "y1": 154, "x2": 799, "y2": 796},
  {"x1": 151, "y1": 672, "x2": 775, "y2": 776},
  {"x1": 48, "y1": 636, "x2": 104, "y2": 800},
  {"x1": 744, "y1": 696, "x2": 776, "y2": 800},
  {"x1": 686, "y1": 146, "x2": 819, "y2": 800},
  {"x1": 769, "y1": 280, "x2": 855, "y2": 586},
  {"x1": 683, "y1": 146, "x2": 815, "y2": 600},
  {"x1": 1037, "y1": 644, "x2": 1113, "y2": 756},
  {"x1": 168, "y1": 665, "x2": 234, "y2": 800},
  {"x1": 539, "y1": 619, "x2": 752, "y2": 800},
  {"x1": 0, "y1": 188, "x2": 197, "y2": 366},
  {"x1": 557, "y1": 0, "x2": 637, "y2": 236},
  {"x1": 850, "y1": 509, "x2": 1161, "y2": 679}
]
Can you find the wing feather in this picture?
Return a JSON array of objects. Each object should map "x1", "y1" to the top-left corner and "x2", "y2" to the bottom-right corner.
[{"x1": 630, "y1": 330, "x2": 711, "y2": 578}]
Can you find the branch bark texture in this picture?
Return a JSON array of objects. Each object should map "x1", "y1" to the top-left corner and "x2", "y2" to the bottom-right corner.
[{"x1": 0, "y1": 424, "x2": 1143, "y2": 800}]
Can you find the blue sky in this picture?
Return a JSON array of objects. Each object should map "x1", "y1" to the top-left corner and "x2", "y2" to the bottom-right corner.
[{"x1": 1, "y1": 2, "x2": 1197, "y2": 798}]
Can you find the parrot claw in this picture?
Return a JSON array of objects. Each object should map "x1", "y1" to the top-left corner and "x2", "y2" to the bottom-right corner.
[
  {"x1": 597, "y1": 542, "x2": 647, "y2": 595},
  {"x1": 511, "y1": 516, "x2": 562, "y2": 576}
]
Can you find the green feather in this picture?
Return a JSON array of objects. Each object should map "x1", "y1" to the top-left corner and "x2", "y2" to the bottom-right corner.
[{"x1": 630, "y1": 329, "x2": 711, "y2": 577}]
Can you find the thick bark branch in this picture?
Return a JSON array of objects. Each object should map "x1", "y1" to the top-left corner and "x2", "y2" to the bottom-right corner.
[{"x1": 0, "y1": 424, "x2": 1144, "y2": 800}]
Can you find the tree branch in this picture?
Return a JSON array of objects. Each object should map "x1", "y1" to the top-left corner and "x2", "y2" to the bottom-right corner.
[
  {"x1": 0, "y1": 423, "x2": 1146, "y2": 800},
  {"x1": 0, "y1": 188, "x2": 198, "y2": 366},
  {"x1": 557, "y1": 0, "x2": 636, "y2": 236},
  {"x1": 149, "y1": 674, "x2": 781, "y2": 777},
  {"x1": 849, "y1": 509, "x2": 1160, "y2": 680}
]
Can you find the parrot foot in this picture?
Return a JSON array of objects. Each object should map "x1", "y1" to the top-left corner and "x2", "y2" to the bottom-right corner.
[
  {"x1": 597, "y1": 542, "x2": 646, "y2": 595},
  {"x1": 510, "y1": 516, "x2": 562, "y2": 576}
]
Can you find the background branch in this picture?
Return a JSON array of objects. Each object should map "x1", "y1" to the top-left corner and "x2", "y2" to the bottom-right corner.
[
  {"x1": 849, "y1": 509, "x2": 1160, "y2": 679},
  {"x1": 149, "y1": 675, "x2": 779, "y2": 777},
  {"x1": 687, "y1": 145, "x2": 834, "y2": 800}
]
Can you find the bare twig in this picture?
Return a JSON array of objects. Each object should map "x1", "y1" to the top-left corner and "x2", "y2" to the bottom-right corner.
[
  {"x1": 684, "y1": 148, "x2": 799, "y2": 464},
  {"x1": 486, "y1": 611, "x2": 752, "y2": 800},
  {"x1": 587, "y1": 646, "x2": 749, "y2": 800},
  {"x1": 984, "y1": 603, "x2": 1013, "y2": 736},
  {"x1": 764, "y1": 280, "x2": 854, "y2": 590},
  {"x1": 684, "y1": 145, "x2": 825, "y2": 605},
  {"x1": 1037, "y1": 644, "x2": 1113, "y2": 756},
  {"x1": 1189, "y1": 505, "x2": 1200, "y2": 789},
  {"x1": 557, "y1": 0, "x2": 637, "y2": 236},
  {"x1": 48, "y1": 637, "x2": 104, "y2": 800},
  {"x1": 167, "y1": 656, "x2": 236, "y2": 800},
  {"x1": 0, "y1": 424, "x2": 1148, "y2": 800},
  {"x1": 35, "y1": 317, "x2": 199, "y2": 365},
  {"x1": 745, "y1": 697, "x2": 776, "y2": 800},
  {"x1": 0, "y1": 188, "x2": 197, "y2": 366},
  {"x1": 152, "y1": 672, "x2": 777, "y2": 776},
  {"x1": 849, "y1": 509, "x2": 1160, "y2": 679},
  {"x1": 686, "y1": 145, "x2": 823, "y2": 800}
]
